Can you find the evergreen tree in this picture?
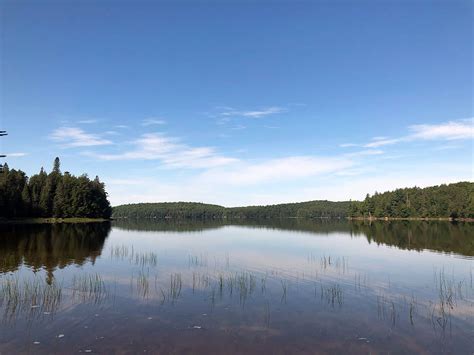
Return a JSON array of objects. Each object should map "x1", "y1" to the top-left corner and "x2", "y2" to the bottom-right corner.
[
  {"x1": 21, "y1": 184, "x2": 31, "y2": 216},
  {"x1": 0, "y1": 158, "x2": 112, "y2": 219}
]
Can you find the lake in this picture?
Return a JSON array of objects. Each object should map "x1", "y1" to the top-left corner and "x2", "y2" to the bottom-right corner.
[{"x1": 0, "y1": 220, "x2": 472, "y2": 354}]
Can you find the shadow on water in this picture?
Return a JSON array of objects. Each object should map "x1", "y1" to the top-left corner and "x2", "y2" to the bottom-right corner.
[{"x1": 113, "y1": 218, "x2": 474, "y2": 257}]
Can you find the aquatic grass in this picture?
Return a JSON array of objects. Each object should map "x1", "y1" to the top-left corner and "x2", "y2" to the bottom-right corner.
[
  {"x1": 281, "y1": 280, "x2": 288, "y2": 303},
  {"x1": 263, "y1": 300, "x2": 271, "y2": 328},
  {"x1": 188, "y1": 254, "x2": 208, "y2": 268},
  {"x1": 408, "y1": 295, "x2": 416, "y2": 326},
  {"x1": 159, "y1": 273, "x2": 183, "y2": 304},
  {"x1": 218, "y1": 273, "x2": 224, "y2": 298},
  {"x1": 136, "y1": 270, "x2": 150, "y2": 298},
  {"x1": 72, "y1": 273, "x2": 107, "y2": 304},
  {"x1": 322, "y1": 284, "x2": 343, "y2": 308},
  {"x1": 0, "y1": 276, "x2": 62, "y2": 322},
  {"x1": 260, "y1": 274, "x2": 268, "y2": 294},
  {"x1": 110, "y1": 244, "x2": 157, "y2": 268}
]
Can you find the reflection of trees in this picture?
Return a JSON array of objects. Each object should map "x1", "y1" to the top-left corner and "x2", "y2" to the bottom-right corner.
[
  {"x1": 113, "y1": 218, "x2": 473, "y2": 257},
  {"x1": 113, "y1": 218, "x2": 227, "y2": 232},
  {"x1": 112, "y1": 218, "x2": 352, "y2": 234},
  {"x1": 0, "y1": 223, "x2": 111, "y2": 283},
  {"x1": 350, "y1": 220, "x2": 474, "y2": 256}
]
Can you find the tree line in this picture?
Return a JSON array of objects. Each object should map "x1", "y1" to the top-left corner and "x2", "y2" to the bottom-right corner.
[
  {"x1": 0, "y1": 158, "x2": 112, "y2": 219},
  {"x1": 226, "y1": 200, "x2": 350, "y2": 219},
  {"x1": 112, "y1": 200, "x2": 351, "y2": 220},
  {"x1": 348, "y1": 182, "x2": 473, "y2": 219},
  {"x1": 112, "y1": 182, "x2": 473, "y2": 220}
]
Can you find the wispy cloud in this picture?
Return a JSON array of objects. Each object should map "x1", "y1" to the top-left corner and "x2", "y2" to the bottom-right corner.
[
  {"x1": 344, "y1": 149, "x2": 384, "y2": 157},
  {"x1": 216, "y1": 106, "x2": 286, "y2": 119},
  {"x1": 342, "y1": 118, "x2": 473, "y2": 149},
  {"x1": 90, "y1": 133, "x2": 237, "y2": 169},
  {"x1": 408, "y1": 119, "x2": 473, "y2": 140},
  {"x1": 4, "y1": 152, "x2": 28, "y2": 157},
  {"x1": 115, "y1": 125, "x2": 129, "y2": 129},
  {"x1": 363, "y1": 138, "x2": 402, "y2": 148},
  {"x1": 200, "y1": 156, "x2": 353, "y2": 185},
  {"x1": 77, "y1": 119, "x2": 98, "y2": 124},
  {"x1": 50, "y1": 127, "x2": 112, "y2": 147},
  {"x1": 141, "y1": 118, "x2": 167, "y2": 126}
]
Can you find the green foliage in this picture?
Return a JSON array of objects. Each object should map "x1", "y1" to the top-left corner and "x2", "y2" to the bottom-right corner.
[
  {"x1": 112, "y1": 200, "x2": 351, "y2": 219},
  {"x1": 0, "y1": 158, "x2": 111, "y2": 219},
  {"x1": 112, "y1": 202, "x2": 226, "y2": 219},
  {"x1": 349, "y1": 182, "x2": 473, "y2": 219},
  {"x1": 113, "y1": 182, "x2": 473, "y2": 220},
  {"x1": 226, "y1": 200, "x2": 350, "y2": 219}
]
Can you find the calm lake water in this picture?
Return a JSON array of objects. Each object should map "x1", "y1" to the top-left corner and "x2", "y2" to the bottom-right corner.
[{"x1": 0, "y1": 220, "x2": 473, "y2": 354}]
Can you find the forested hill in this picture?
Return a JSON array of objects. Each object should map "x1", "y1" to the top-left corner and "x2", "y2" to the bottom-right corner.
[
  {"x1": 349, "y1": 182, "x2": 473, "y2": 219},
  {"x1": 112, "y1": 202, "x2": 226, "y2": 219},
  {"x1": 226, "y1": 200, "x2": 350, "y2": 218},
  {"x1": 112, "y1": 182, "x2": 474, "y2": 220},
  {"x1": 0, "y1": 158, "x2": 111, "y2": 219},
  {"x1": 112, "y1": 200, "x2": 351, "y2": 219}
]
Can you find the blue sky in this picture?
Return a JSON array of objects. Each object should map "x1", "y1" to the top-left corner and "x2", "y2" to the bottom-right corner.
[{"x1": 1, "y1": 0, "x2": 472, "y2": 206}]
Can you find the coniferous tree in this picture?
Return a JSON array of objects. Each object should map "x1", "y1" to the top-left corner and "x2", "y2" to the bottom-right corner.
[{"x1": 0, "y1": 158, "x2": 112, "y2": 219}]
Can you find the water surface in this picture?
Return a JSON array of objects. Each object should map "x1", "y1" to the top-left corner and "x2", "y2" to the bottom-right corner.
[{"x1": 0, "y1": 220, "x2": 472, "y2": 354}]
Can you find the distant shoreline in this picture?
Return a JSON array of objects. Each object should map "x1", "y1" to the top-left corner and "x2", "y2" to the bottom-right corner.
[
  {"x1": 347, "y1": 216, "x2": 474, "y2": 222},
  {"x1": 113, "y1": 216, "x2": 474, "y2": 222},
  {"x1": 0, "y1": 217, "x2": 111, "y2": 224},
  {"x1": 1, "y1": 216, "x2": 473, "y2": 224}
]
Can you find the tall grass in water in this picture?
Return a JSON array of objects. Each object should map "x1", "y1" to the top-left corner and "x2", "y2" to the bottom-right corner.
[
  {"x1": 137, "y1": 270, "x2": 150, "y2": 298},
  {"x1": 320, "y1": 283, "x2": 343, "y2": 308},
  {"x1": 72, "y1": 273, "x2": 107, "y2": 304},
  {"x1": 158, "y1": 273, "x2": 183, "y2": 304},
  {"x1": 110, "y1": 244, "x2": 158, "y2": 268},
  {"x1": 0, "y1": 276, "x2": 62, "y2": 322}
]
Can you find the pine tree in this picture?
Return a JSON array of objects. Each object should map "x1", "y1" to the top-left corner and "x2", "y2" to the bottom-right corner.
[{"x1": 21, "y1": 184, "x2": 31, "y2": 216}]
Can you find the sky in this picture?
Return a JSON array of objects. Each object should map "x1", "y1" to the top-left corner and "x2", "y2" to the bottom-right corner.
[{"x1": 1, "y1": 0, "x2": 472, "y2": 207}]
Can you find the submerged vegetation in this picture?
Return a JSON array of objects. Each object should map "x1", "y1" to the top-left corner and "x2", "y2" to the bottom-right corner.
[{"x1": 0, "y1": 158, "x2": 111, "y2": 219}]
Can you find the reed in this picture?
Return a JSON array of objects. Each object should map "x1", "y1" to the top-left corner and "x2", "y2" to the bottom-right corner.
[
  {"x1": 72, "y1": 273, "x2": 107, "y2": 304},
  {"x1": 0, "y1": 276, "x2": 62, "y2": 321}
]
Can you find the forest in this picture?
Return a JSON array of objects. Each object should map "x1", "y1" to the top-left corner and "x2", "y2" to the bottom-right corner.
[
  {"x1": 349, "y1": 182, "x2": 473, "y2": 219},
  {"x1": 112, "y1": 201, "x2": 352, "y2": 219},
  {"x1": 2, "y1": 158, "x2": 471, "y2": 221},
  {"x1": 0, "y1": 158, "x2": 111, "y2": 219},
  {"x1": 113, "y1": 182, "x2": 473, "y2": 220}
]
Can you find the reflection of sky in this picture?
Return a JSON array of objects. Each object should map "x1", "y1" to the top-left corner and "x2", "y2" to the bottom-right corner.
[
  {"x1": 101, "y1": 226, "x2": 472, "y2": 288},
  {"x1": 2, "y1": 223, "x2": 473, "y2": 354}
]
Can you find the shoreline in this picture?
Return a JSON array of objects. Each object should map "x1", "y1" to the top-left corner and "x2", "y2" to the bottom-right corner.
[
  {"x1": 0, "y1": 217, "x2": 111, "y2": 224},
  {"x1": 347, "y1": 216, "x2": 474, "y2": 222},
  {"x1": 113, "y1": 216, "x2": 474, "y2": 223},
  {"x1": 1, "y1": 216, "x2": 472, "y2": 224}
]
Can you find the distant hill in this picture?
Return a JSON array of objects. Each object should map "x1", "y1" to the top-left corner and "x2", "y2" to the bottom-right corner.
[
  {"x1": 112, "y1": 182, "x2": 474, "y2": 220},
  {"x1": 112, "y1": 200, "x2": 351, "y2": 219},
  {"x1": 112, "y1": 202, "x2": 226, "y2": 219}
]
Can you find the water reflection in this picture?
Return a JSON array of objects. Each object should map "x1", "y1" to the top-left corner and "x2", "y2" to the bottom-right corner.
[
  {"x1": 113, "y1": 219, "x2": 474, "y2": 257},
  {"x1": 0, "y1": 220, "x2": 472, "y2": 354},
  {"x1": 0, "y1": 223, "x2": 111, "y2": 281},
  {"x1": 351, "y1": 220, "x2": 474, "y2": 256}
]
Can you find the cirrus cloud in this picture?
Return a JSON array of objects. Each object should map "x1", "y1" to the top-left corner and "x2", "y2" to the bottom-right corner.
[{"x1": 50, "y1": 127, "x2": 112, "y2": 147}]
